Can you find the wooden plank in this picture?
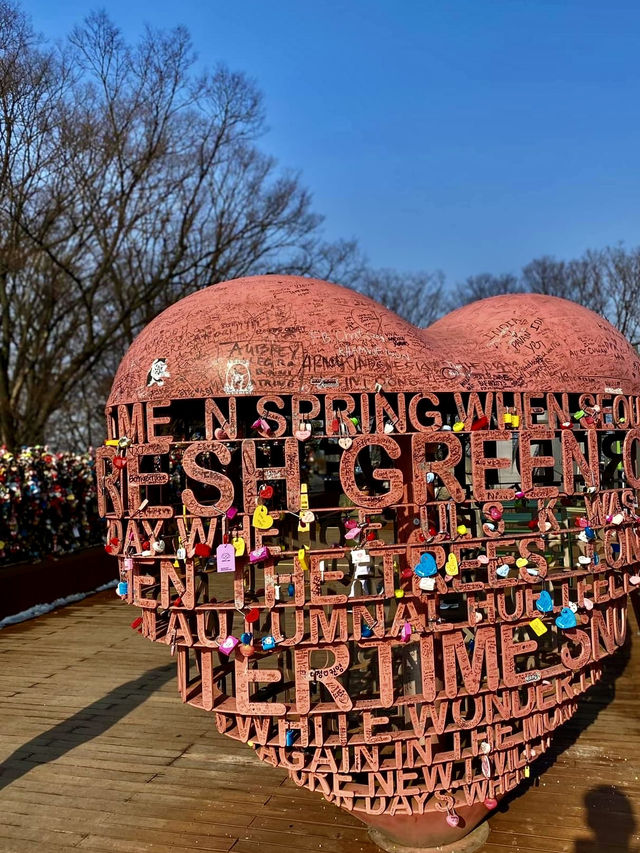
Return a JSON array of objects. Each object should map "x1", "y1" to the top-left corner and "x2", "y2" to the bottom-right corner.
[{"x1": 1, "y1": 589, "x2": 640, "y2": 853}]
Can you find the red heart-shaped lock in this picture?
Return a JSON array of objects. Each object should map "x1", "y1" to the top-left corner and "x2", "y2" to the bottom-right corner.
[
  {"x1": 113, "y1": 456, "x2": 127, "y2": 469},
  {"x1": 194, "y1": 543, "x2": 212, "y2": 558},
  {"x1": 259, "y1": 485, "x2": 274, "y2": 499}
]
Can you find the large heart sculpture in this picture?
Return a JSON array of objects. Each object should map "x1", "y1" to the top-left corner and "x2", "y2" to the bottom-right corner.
[{"x1": 100, "y1": 276, "x2": 640, "y2": 851}]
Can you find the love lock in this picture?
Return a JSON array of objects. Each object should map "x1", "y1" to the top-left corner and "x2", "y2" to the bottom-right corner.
[
  {"x1": 414, "y1": 552, "x2": 437, "y2": 577},
  {"x1": 252, "y1": 505, "x2": 274, "y2": 529},
  {"x1": 218, "y1": 635, "x2": 239, "y2": 656},
  {"x1": 295, "y1": 421, "x2": 312, "y2": 441},
  {"x1": 555, "y1": 606, "x2": 577, "y2": 630}
]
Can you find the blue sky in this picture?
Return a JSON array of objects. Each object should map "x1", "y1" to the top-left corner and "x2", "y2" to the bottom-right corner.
[{"x1": 23, "y1": 0, "x2": 640, "y2": 284}]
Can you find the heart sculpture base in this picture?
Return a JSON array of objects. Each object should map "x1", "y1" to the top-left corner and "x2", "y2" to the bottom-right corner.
[{"x1": 367, "y1": 819, "x2": 490, "y2": 853}]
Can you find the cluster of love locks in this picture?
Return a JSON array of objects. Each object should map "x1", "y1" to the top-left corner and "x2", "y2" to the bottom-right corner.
[{"x1": 0, "y1": 445, "x2": 104, "y2": 565}]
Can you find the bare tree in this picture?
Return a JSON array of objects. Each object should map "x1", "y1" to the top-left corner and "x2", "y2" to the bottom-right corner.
[
  {"x1": 447, "y1": 272, "x2": 520, "y2": 310},
  {"x1": 521, "y1": 255, "x2": 570, "y2": 298},
  {"x1": 354, "y1": 268, "x2": 445, "y2": 327},
  {"x1": 523, "y1": 247, "x2": 640, "y2": 341},
  {"x1": 601, "y1": 245, "x2": 640, "y2": 341},
  {"x1": 0, "y1": 4, "x2": 360, "y2": 450}
]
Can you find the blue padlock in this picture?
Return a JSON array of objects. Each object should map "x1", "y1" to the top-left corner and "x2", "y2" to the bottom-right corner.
[
  {"x1": 285, "y1": 730, "x2": 297, "y2": 747},
  {"x1": 361, "y1": 624, "x2": 374, "y2": 638},
  {"x1": 117, "y1": 581, "x2": 128, "y2": 596},
  {"x1": 414, "y1": 552, "x2": 437, "y2": 578},
  {"x1": 288, "y1": 583, "x2": 295, "y2": 597},
  {"x1": 240, "y1": 632, "x2": 252, "y2": 644},
  {"x1": 262, "y1": 635, "x2": 276, "y2": 651}
]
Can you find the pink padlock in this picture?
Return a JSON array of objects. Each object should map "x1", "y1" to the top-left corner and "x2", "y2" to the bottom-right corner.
[
  {"x1": 446, "y1": 809, "x2": 460, "y2": 827},
  {"x1": 251, "y1": 417, "x2": 271, "y2": 434},
  {"x1": 249, "y1": 545, "x2": 269, "y2": 564},
  {"x1": 218, "y1": 635, "x2": 239, "y2": 656}
]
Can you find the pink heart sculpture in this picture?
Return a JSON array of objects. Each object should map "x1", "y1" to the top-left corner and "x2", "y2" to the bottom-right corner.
[{"x1": 100, "y1": 276, "x2": 640, "y2": 851}]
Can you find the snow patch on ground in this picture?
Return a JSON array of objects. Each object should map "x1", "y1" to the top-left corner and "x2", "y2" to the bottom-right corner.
[{"x1": 0, "y1": 580, "x2": 117, "y2": 630}]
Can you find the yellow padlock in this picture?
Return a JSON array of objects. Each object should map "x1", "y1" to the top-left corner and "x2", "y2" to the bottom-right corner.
[
  {"x1": 232, "y1": 536, "x2": 246, "y2": 556},
  {"x1": 300, "y1": 483, "x2": 309, "y2": 511},
  {"x1": 298, "y1": 546, "x2": 309, "y2": 571},
  {"x1": 252, "y1": 505, "x2": 274, "y2": 530},
  {"x1": 445, "y1": 553, "x2": 459, "y2": 576}
]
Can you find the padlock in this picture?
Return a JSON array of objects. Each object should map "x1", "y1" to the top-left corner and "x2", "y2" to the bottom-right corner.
[
  {"x1": 252, "y1": 505, "x2": 274, "y2": 529},
  {"x1": 298, "y1": 547, "x2": 309, "y2": 571},
  {"x1": 295, "y1": 421, "x2": 312, "y2": 441},
  {"x1": 529, "y1": 617, "x2": 548, "y2": 636},
  {"x1": 446, "y1": 809, "x2": 460, "y2": 827},
  {"x1": 285, "y1": 730, "x2": 297, "y2": 747},
  {"x1": 218, "y1": 635, "x2": 239, "y2": 656},
  {"x1": 445, "y1": 553, "x2": 459, "y2": 576},
  {"x1": 300, "y1": 483, "x2": 309, "y2": 511},
  {"x1": 249, "y1": 545, "x2": 268, "y2": 563}
]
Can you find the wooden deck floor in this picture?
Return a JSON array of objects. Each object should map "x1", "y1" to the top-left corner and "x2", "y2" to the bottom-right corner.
[{"x1": 1, "y1": 592, "x2": 639, "y2": 853}]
